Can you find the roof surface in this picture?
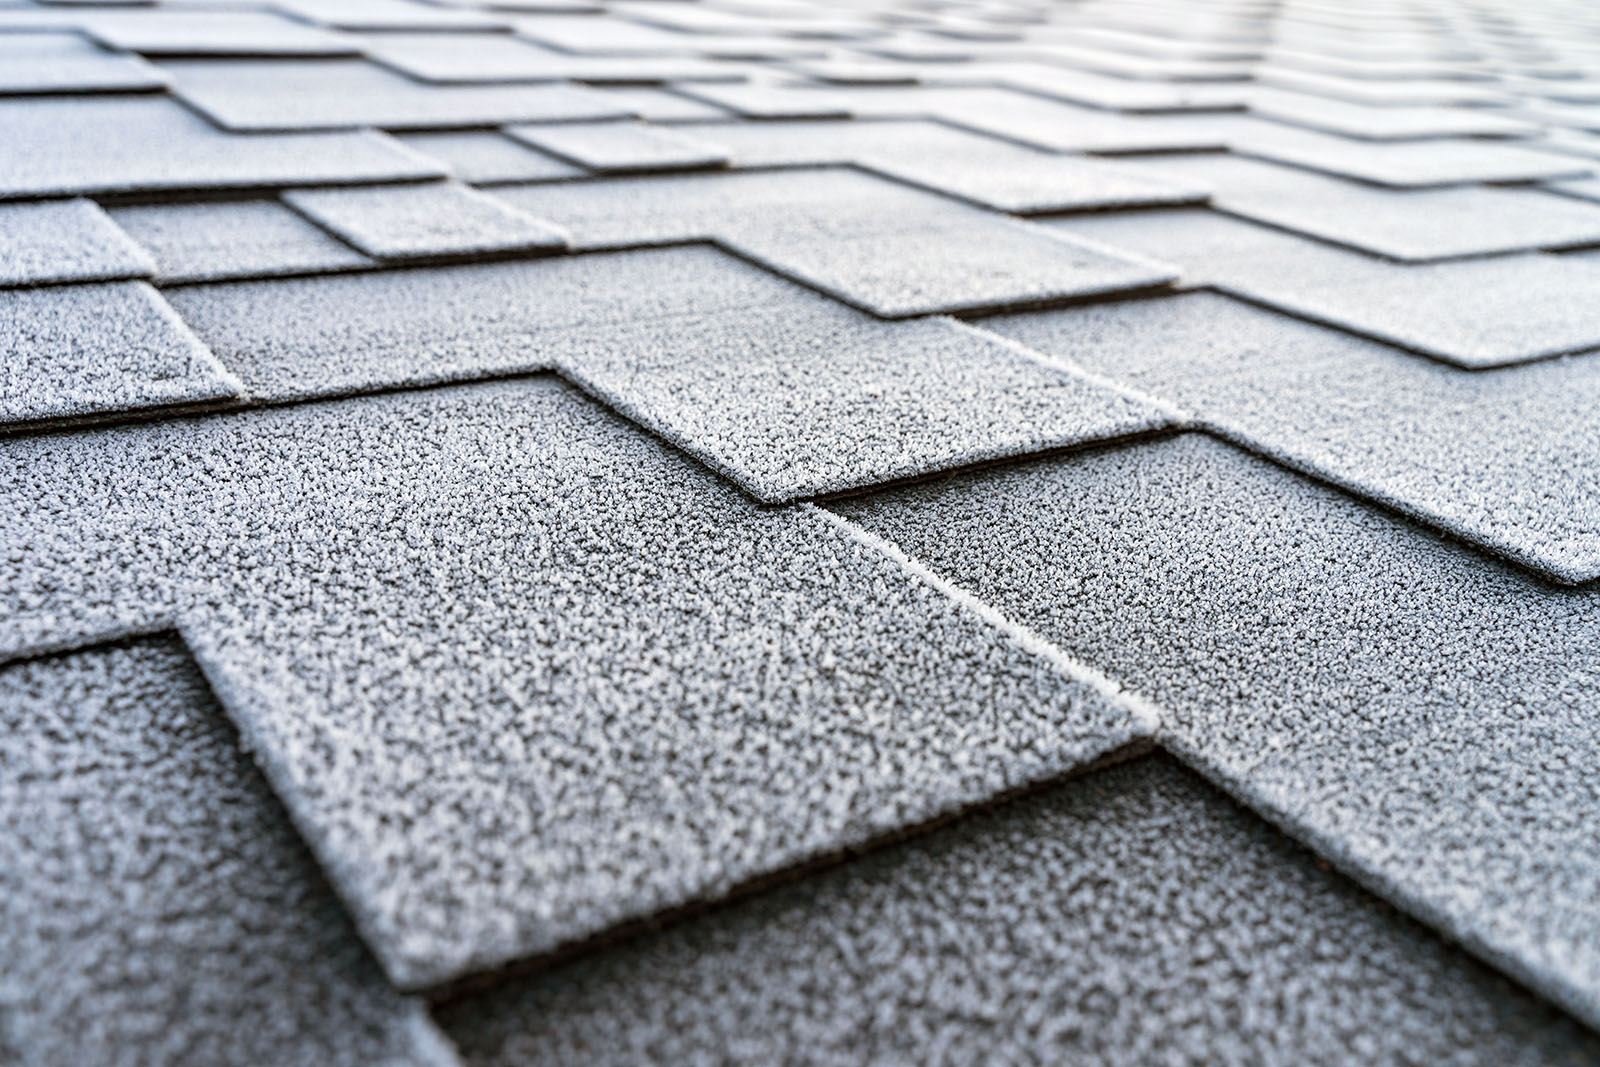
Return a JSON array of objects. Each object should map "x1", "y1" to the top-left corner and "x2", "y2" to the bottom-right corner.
[{"x1": 2, "y1": 0, "x2": 1599, "y2": 1063}]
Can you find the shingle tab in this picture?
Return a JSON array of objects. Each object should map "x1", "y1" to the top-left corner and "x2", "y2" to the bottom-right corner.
[
  {"x1": 506, "y1": 121, "x2": 729, "y2": 173},
  {"x1": 834, "y1": 432, "x2": 1600, "y2": 1029},
  {"x1": 1233, "y1": 126, "x2": 1594, "y2": 187},
  {"x1": 1, "y1": 281, "x2": 241, "y2": 427},
  {"x1": 978, "y1": 291, "x2": 1600, "y2": 581},
  {"x1": 166, "y1": 245, "x2": 1176, "y2": 499},
  {"x1": 284, "y1": 181, "x2": 569, "y2": 259},
  {"x1": 0, "y1": 198, "x2": 155, "y2": 287},
  {"x1": 1056, "y1": 207, "x2": 1600, "y2": 367},
  {"x1": 81, "y1": 11, "x2": 361, "y2": 56},
  {"x1": 365, "y1": 31, "x2": 742, "y2": 83},
  {"x1": 108, "y1": 199, "x2": 377, "y2": 283},
  {"x1": 0, "y1": 30, "x2": 171, "y2": 94},
  {"x1": 493, "y1": 168, "x2": 1178, "y2": 315},
  {"x1": 166, "y1": 57, "x2": 634, "y2": 132},
  {"x1": 1247, "y1": 88, "x2": 1539, "y2": 140},
  {"x1": 0, "y1": 377, "x2": 1154, "y2": 990},
  {"x1": 0, "y1": 95, "x2": 446, "y2": 199},
  {"x1": 0, "y1": 638, "x2": 458, "y2": 1067},
  {"x1": 393, "y1": 130, "x2": 586, "y2": 183},
  {"x1": 1116, "y1": 151, "x2": 1600, "y2": 259},
  {"x1": 684, "y1": 118, "x2": 1211, "y2": 213},
  {"x1": 275, "y1": 0, "x2": 509, "y2": 31},
  {"x1": 442, "y1": 756, "x2": 1600, "y2": 1065}
]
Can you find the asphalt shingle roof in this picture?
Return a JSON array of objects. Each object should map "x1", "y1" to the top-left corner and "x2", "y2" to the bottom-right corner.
[{"x1": 4, "y1": 0, "x2": 1600, "y2": 1061}]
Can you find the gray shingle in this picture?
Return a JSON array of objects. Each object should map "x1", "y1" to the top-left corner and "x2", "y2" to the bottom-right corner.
[
  {"x1": 977, "y1": 290, "x2": 1600, "y2": 583},
  {"x1": 283, "y1": 181, "x2": 568, "y2": 259},
  {"x1": 584, "y1": 83, "x2": 733, "y2": 121},
  {"x1": 1, "y1": 281, "x2": 241, "y2": 427},
  {"x1": 393, "y1": 130, "x2": 585, "y2": 183},
  {"x1": 166, "y1": 57, "x2": 633, "y2": 132},
  {"x1": 0, "y1": 198, "x2": 155, "y2": 287},
  {"x1": 0, "y1": 377, "x2": 1154, "y2": 990},
  {"x1": 506, "y1": 121, "x2": 729, "y2": 174},
  {"x1": 274, "y1": 0, "x2": 509, "y2": 31},
  {"x1": 0, "y1": 638, "x2": 458, "y2": 1067},
  {"x1": 670, "y1": 80, "x2": 854, "y2": 119},
  {"x1": 1247, "y1": 88, "x2": 1540, "y2": 140},
  {"x1": 682, "y1": 118, "x2": 1210, "y2": 213},
  {"x1": 0, "y1": 95, "x2": 446, "y2": 199},
  {"x1": 0, "y1": 30, "x2": 171, "y2": 94},
  {"x1": 81, "y1": 11, "x2": 361, "y2": 56},
  {"x1": 165, "y1": 245, "x2": 1175, "y2": 499},
  {"x1": 1544, "y1": 176, "x2": 1600, "y2": 203},
  {"x1": 107, "y1": 199, "x2": 377, "y2": 283},
  {"x1": 441, "y1": 755, "x2": 1600, "y2": 1066},
  {"x1": 1258, "y1": 66, "x2": 1513, "y2": 106},
  {"x1": 1113, "y1": 151, "x2": 1600, "y2": 259},
  {"x1": 513, "y1": 14, "x2": 830, "y2": 59},
  {"x1": 365, "y1": 32, "x2": 742, "y2": 83},
  {"x1": 1232, "y1": 127, "x2": 1593, "y2": 187},
  {"x1": 1054, "y1": 207, "x2": 1600, "y2": 367},
  {"x1": 834, "y1": 432, "x2": 1600, "y2": 1029},
  {"x1": 492, "y1": 168, "x2": 1178, "y2": 316}
]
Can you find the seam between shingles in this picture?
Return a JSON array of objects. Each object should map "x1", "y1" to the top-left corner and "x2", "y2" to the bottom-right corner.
[{"x1": 808, "y1": 503, "x2": 1167, "y2": 736}]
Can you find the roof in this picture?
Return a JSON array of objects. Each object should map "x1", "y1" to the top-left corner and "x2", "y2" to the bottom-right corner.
[{"x1": 1, "y1": 0, "x2": 1599, "y2": 1062}]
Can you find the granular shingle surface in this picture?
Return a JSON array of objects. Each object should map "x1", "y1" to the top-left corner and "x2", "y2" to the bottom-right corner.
[
  {"x1": 834, "y1": 433, "x2": 1600, "y2": 1026},
  {"x1": 1, "y1": 281, "x2": 241, "y2": 427},
  {"x1": 0, "y1": 637, "x2": 457, "y2": 1067},
  {"x1": 8, "y1": 0, "x2": 1600, "y2": 1055},
  {"x1": 441, "y1": 756, "x2": 1600, "y2": 1067},
  {"x1": 1054, "y1": 207, "x2": 1600, "y2": 367},
  {"x1": 0, "y1": 377, "x2": 1153, "y2": 990},
  {"x1": 0, "y1": 95, "x2": 445, "y2": 199},
  {"x1": 492, "y1": 167, "x2": 1178, "y2": 316},
  {"x1": 283, "y1": 181, "x2": 570, "y2": 259},
  {"x1": 164, "y1": 246, "x2": 1175, "y2": 500},
  {"x1": 108, "y1": 199, "x2": 378, "y2": 283},
  {"x1": 976, "y1": 291, "x2": 1600, "y2": 582},
  {"x1": 0, "y1": 198, "x2": 155, "y2": 287},
  {"x1": 165, "y1": 58, "x2": 633, "y2": 131}
]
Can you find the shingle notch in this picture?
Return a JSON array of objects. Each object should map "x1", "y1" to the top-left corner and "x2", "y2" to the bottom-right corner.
[
  {"x1": 835, "y1": 433, "x2": 1600, "y2": 1029},
  {"x1": 1, "y1": 281, "x2": 241, "y2": 428},
  {"x1": 284, "y1": 181, "x2": 570, "y2": 260},
  {"x1": 0, "y1": 30, "x2": 171, "y2": 95},
  {"x1": 108, "y1": 199, "x2": 377, "y2": 284},
  {"x1": 506, "y1": 121, "x2": 730, "y2": 174},
  {"x1": 492, "y1": 167, "x2": 1179, "y2": 316},
  {"x1": 0, "y1": 638, "x2": 459, "y2": 1067},
  {"x1": 0, "y1": 378, "x2": 1154, "y2": 991},
  {"x1": 166, "y1": 245, "x2": 1177, "y2": 501},
  {"x1": 442, "y1": 756, "x2": 1600, "y2": 1064},
  {"x1": 1233, "y1": 126, "x2": 1594, "y2": 187},
  {"x1": 0, "y1": 198, "x2": 155, "y2": 288},
  {"x1": 1057, "y1": 207, "x2": 1600, "y2": 367},
  {"x1": 978, "y1": 291, "x2": 1600, "y2": 583},
  {"x1": 0, "y1": 95, "x2": 446, "y2": 200}
]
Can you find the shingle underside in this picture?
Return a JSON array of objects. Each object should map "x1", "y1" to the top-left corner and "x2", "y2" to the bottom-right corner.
[{"x1": 3, "y1": 0, "x2": 1600, "y2": 1064}]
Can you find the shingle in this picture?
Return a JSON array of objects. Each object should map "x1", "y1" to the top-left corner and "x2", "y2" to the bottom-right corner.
[
  {"x1": 441, "y1": 755, "x2": 1600, "y2": 1065},
  {"x1": 1259, "y1": 65, "x2": 1514, "y2": 105},
  {"x1": 81, "y1": 11, "x2": 361, "y2": 56},
  {"x1": 0, "y1": 95, "x2": 446, "y2": 199},
  {"x1": 392, "y1": 129, "x2": 585, "y2": 183},
  {"x1": 0, "y1": 198, "x2": 155, "y2": 287},
  {"x1": 1247, "y1": 88, "x2": 1539, "y2": 140},
  {"x1": 834, "y1": 432, "x2": 1600, "y2": 1029},
  {"x1": 506, "y1": 121, "x2": 729, "y2": 173},
  {"x1": 364, "y1": 32, "x2": 741, "y2": 83},
  {"x1": 107, "y1": 199, "x2": 377, "y2": 283},
  {"x1": 0, "y1": 638, "x2": 458, "y2": 1067},
  {"x1": 166, "y1": 245, "x2": 1175, "y2": 499},
  {"x1": 1232, "y1": 126, "x2": 1593, "y2": 187},
  {"x1": 165, "y1": 57, "x2": 633, "y2": 132},
  {"x1": 1, "y1": 281, "x2": 240, "y2": 427},
  {"x1": 977, "y1": 62, "x2": 1251, "y2": 113},
  {"x1": 0, "y1": 30, "x2": 171, "y2": 94},
  {"x1": 274, "y1": 0, "x2": 509, "y2": 31},
  {"x1": 584, "y1": 83, "x2": 734, "y2": 121},
  {"x1": 492, "y1": 168, "x2": 1178, "y2": 316},
  {"x1": 684, "y1": 118, "x2": 1211, "y2": 213},
  {"x1": 513, "y1": 14, "x2": 829, "y2": 59},
  {"x1": 0, "y1": 377, "x2": 1154, "y2": 990},
  {"x1": 1055, "y1": 207, "x2": 1600, "y2": 367},
  {"x1": 670, "y1": 80, "x2": 855, "y2": 119},
  {"x1": 1544, "y1": 176, "x2": 1600, "y2": 203},
  {"x1": 1113, "y1": 151, "x2": 1600, "y2": 260},
  {"x1": 978, "y1": 291, "x2": 1600, "y2": 582},
  {"x1": 283, "y1": 181, "x2": 568, "y2": 259}
]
